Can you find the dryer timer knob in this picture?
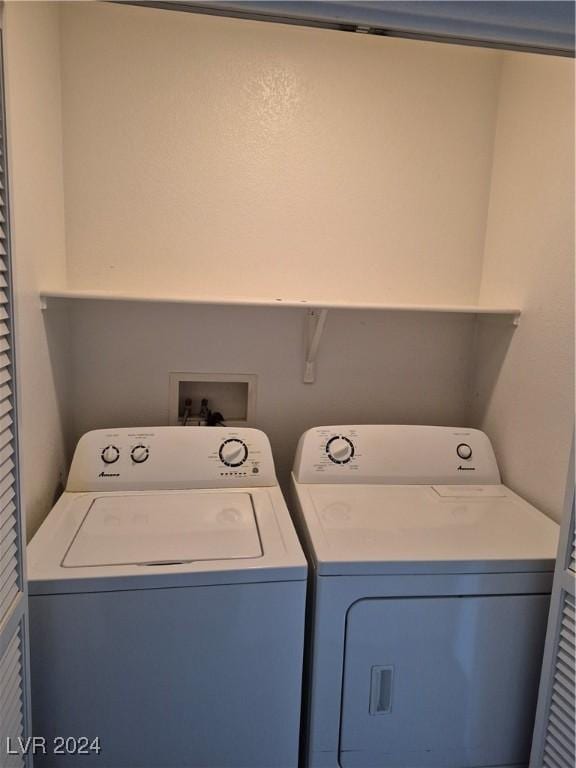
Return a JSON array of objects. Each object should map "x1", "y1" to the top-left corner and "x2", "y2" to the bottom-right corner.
[
  {"x1": 456, "y1": 443, "x2": 473, "y2": 460},
  {"x1": 326, "y1": 436, "x2": 355, "y2": 464}
]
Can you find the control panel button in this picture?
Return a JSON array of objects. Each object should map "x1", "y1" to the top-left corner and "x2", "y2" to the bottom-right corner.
[
  {"x1": 219, "y1": 438, "x2": 249, "y2": 468},
  {"x1": 326, "y1": 436, "x2": 355, "y2": 465},
  {"x1": 101, "y1": 445, "x2": 120, "y2": 464},
  {"x1": 456, "y1": 443, "x2": 473, "y2": 460},
  {"x1": 131, "y1": 445, "x2": 149, "y2": 464}
]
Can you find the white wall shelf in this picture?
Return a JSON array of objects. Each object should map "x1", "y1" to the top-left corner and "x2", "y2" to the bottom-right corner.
[
  {"x1": 39, "y1": 289, "x2": 521, "y2": 317},
  {"x1": 39, "y1": 290, "x2": 521, "y2": 384}
]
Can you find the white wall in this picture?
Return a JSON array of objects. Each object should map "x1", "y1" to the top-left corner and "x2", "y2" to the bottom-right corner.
[
  {"x1": 68, "y1": 302, "x2": 476, "y2": 491},
  {"x1": 4, "y1": 1, "x2": 71, "y2": 538},
  {"x1": 5, "y1": 2, "x2": 573, "y2": 533},
  {"x1": 472, "y1": 53, "x2": 575, "y2": 522},
  {"x1": 59, "y1": 2, "x2": 502, "y2": 305}
]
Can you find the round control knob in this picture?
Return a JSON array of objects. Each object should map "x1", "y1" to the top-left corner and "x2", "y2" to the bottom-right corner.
[
  {"x1": 131, "y1": 445, "x2": 149, "y2": 464},
  {"x1": 219, "y1": 439, "x2": 248, "y2": 468},
  {"x1": 101, "y1": 445, "x2": 120, "y2": 464},
  {"x1": 326, "y1": 436, "x2": 355, "y2": 465},
  {"x1": 456, "y1": 443, "x2": 473, "y2": 460}
]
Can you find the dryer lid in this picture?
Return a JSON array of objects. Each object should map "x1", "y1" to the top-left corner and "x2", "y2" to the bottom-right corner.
[{"x1": 62, "y1": 492, "x2": 262, "y2": 567}]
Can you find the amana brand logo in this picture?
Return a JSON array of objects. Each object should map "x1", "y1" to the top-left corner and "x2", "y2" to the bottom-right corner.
[
  {"x1": 99, "y1": 471, "x2": 120, "y2": 478},
  {"x1": 457, "y1": 466, "x2": 476, "y2": 471}
]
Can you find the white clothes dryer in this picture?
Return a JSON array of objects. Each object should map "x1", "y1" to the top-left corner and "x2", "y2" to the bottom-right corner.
[
  {"x1": 290, "y1": 425, "x2": 559, "y2": 768},
  {"x1": 28, "y1": 427, "x2": 307, "y2": 768}
]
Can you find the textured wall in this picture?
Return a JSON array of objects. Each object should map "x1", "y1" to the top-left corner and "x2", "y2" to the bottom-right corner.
[
  {"x1": 4, "y1": 1, "x2": 71, "y2": 538},
  {"x1": 59, "y1": 2, "x2": 502, "y2": 305},
  {"x1": 9, "y1": 2, "x2": 573, "y2": 534},
  {"x1": 472, "y1": 53, "x2": 575, "y2": 522},
  {"x1": 68, "y1": 302, "x2": 476, "y2": 493}
]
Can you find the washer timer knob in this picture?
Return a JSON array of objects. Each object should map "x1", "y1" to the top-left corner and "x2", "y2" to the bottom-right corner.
[
  {"x1": 131, "y1": 445, "x2": 149, "y2": 464},
  {"x1": 456, "y1": 443, "x2": 473, "y2": 460},
  {"x1": 101, "y1": 445, "x2": 120, "y2": 464},
  {"x1": 326, "y1": 436, "x2": 355, "y2": 464},
  {"x1": 219, "y1": 439, "x2": 249, "y2": 467}
]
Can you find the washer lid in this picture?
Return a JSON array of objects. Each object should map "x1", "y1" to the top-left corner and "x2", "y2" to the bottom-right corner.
[
  {"x1": 299, "y1": 484, "x2": 559, "y2": 575},
  {"x1": 63, "y1": 492, "x2": 262, "y2": 567}
]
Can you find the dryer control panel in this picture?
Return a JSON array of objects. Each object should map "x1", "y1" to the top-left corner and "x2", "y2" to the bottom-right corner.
[
  {"x1": 292, "y1": 425, "x2": 501, "y2": 485},
  {"x1": 67, "y1": 427, "x2": 277, "y2": 492}
]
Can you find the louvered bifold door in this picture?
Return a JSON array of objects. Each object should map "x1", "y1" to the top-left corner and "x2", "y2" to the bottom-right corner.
[
  {"x1": 0, "y1": 25, "x2": 30, "y2": 768},
  {"x1": 530, "y1": 439, "x2": 576, "y2": 768}
]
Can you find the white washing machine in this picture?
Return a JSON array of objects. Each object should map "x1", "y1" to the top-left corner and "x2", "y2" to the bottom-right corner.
[
  {"x1": 290, "y1": 425, "x2": 559, "y2": 768},
  {"x1": 28, "y1": 427, "x2": 307, "y2": 768}
]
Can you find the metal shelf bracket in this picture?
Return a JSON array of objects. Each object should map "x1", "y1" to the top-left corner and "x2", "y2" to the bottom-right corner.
[{"x1": 304, "y1": 308, "x2": 328, "y2": 384}]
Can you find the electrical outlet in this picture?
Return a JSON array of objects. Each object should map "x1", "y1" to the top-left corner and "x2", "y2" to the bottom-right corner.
[{"x1": 168, "y1": 373, "x2": 257, "y2": 427}]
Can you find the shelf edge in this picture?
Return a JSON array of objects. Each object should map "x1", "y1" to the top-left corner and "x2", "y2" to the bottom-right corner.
[{"x1": 39, "y1": 290, "x2": 522, "y2": 316}]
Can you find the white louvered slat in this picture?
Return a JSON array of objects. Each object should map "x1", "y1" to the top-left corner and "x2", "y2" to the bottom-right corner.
[
  {"x1": 0, "y1": 398, "x2": 12, "y2": 421},
  {"x1": 0, "y1": 518, "x2": 16, "y2": 558},
  {"x1": 0, "y1": 426, "x2": 13, "y2": 452},
  {"x1": 0, "y1": 682, "x2": 22, "y2": 724},
  {"x1": 0, "y1": 457, "x2": 15, "y2": 484},
  {"x1": 0, "y1": 44, "x2": 28, "y2": 763},
  {"x1": 549, "y1": 704, "x2": 575, "y2": 743},
  {"x1": 0, "y1": 364, "x2": 11, "y2": 386},
  {"x1": 542, "y1": 593, "x2": 576, "y2": 768},
  {"x1": 0, "y1": 470, "x2": 14, "y2": 499},
  {"x1": 0, "y1": 633, "x2": 19, "y2": 682},
  {"x1": 0, "y1": 660, "x2": 21, "y2": 712},
  {"x1": 0, "y1": 383, "x2": 11, "y2": 401},
  {"x1": 0, "y1": 396, "x2": 12, "y2": 419},
  {"x1": 544, "y1": 742, "x2": 570, "y2": 768},
  {"x1": 0, "y1": 443, "x2": 14, "y2": 468},
  {"x1": 547, "y1": 718, "x2": 574, "y2": 757},
  {"x1": 0, "y1": 541, "x2": 16, "y2": 576},
  {"x1": 1, "y1": 706, "x2": 22, "y2": 748},
  {"x1": 0, "y1": 483, "x2": 15, "y2": 514},
  {"x1": 0, "y1": 625, "x2": 24, "y2": 768},
  {"x1": 1, "y1": 712, "x2": 23, "y2": 768},
  {"x1": 0, "y1": 549, "x2": 18, "y2": 596},
  {"x1": 0, "y1": 576, "x2": 18, "y2": 621},
  {"x1": 0, "y1": 657, "x2": 21, "y2": 703},
  {"x1": 0, "y1": 413, "x2": 13, "y2": 434},
  {"x1": 0, "y1": 500, "x2": 16, "y2": 530}
]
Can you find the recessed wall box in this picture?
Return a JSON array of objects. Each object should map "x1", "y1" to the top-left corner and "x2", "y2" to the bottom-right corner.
[{"x1": 169, "y1": 373, "x2": 257, "y2": 427}]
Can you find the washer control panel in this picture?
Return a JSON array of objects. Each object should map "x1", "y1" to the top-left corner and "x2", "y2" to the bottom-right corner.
[
  {"x1": 292, "y1": 425, "x2": 500, "y2": 485},
  {"x1": 67, "y1": 427, "x2": 276, "y2": 492}
]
